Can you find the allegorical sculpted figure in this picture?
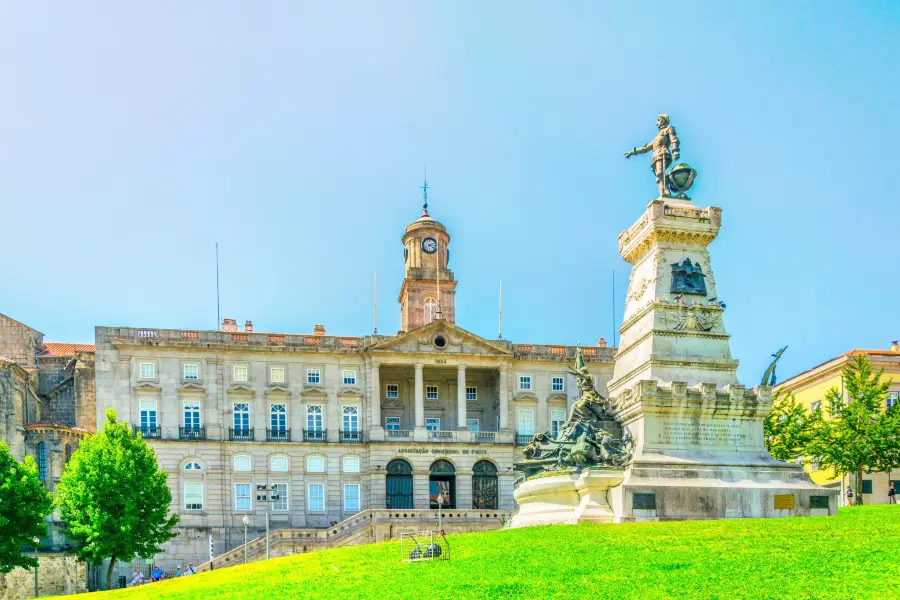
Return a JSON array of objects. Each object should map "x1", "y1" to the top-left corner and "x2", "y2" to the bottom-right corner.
[{"x1": 624, "y1": 114, "x2": 680, "y2": 197}]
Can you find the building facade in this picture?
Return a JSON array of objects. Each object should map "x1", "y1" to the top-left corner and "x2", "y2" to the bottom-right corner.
[
  {"x1": 776, "y1": 342, "x2": 900, "y2": 504},
  {"x1": 94, "y1": 208, "x2": 615, "y2": 567}
]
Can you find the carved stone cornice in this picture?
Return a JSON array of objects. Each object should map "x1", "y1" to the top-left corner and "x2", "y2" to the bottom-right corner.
[{"x1": 618, "y1": 200, "x2": 722, "y2": 264}]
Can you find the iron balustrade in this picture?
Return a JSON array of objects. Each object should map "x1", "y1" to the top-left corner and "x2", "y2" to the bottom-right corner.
[
  {"x1": 429, "y1": 430, "x2": 456, "y2": 442},
  {"x1": 303, "y1": 430, "x2": 327, "y2": 443},
  {"x1": 179, "y1": 426, "x2": 207, "y2": 440},
  {"x1": 340, "y1": 431, "x2": 364, "y2": 443},
  {"x1": 472, "y1": 431, "x2": 496, "y2": 443},
  {"x1": 133, "y1": 425, "x2": 161, "y2": 439},
  {"x1": 229, "y1": 428, "x2": 254, "y2": 442},
  {"x1": 516, "y1": 434, "x2": 534, "y2": 446},
  {"x1": 266, "y1": 429, "x2": 291, "y2": 442},
  {"x1": 386, "y1": 429, "x2": 413, "y2": 439}
]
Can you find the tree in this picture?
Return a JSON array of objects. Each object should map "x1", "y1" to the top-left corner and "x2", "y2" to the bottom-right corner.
[
  {"x1": 764, "y1": 390, "x2": 821, "y2": 463},
  {"x1": 56, "y1": 408, "x2": 178, "y2": 588},
  {"x1": 0, "y1": 442, "x2": 53, "y2": 573},
  {"x1": 807, "y1": 355, "x2": 900, "y2": 505}
]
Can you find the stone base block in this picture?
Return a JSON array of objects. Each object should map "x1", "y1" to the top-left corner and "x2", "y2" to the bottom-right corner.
[{"x1": 509, "y1": 470, "x2": 625, "y2": 528}]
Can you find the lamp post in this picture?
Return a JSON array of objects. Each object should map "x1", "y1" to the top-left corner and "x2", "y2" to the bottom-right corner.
[
  {"x1": 255, "y1": 485, "x2": 280, "y2": 560},
  {"x1": 242, "y1": 515, "x2": 250, "y2": 564},
  {"x1": 32, "y1": 536, "x2": 39, "y2": 598}
]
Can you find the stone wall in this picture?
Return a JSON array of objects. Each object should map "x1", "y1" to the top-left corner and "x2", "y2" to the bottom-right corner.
[
  {"x1": 0, "y1": 314, "x2": 42, "y2": 368},
  {"x1": 0, "y1": 555, "x2": 86, "y2": 599}
]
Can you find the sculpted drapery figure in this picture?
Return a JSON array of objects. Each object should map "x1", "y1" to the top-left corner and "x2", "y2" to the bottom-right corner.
[{"x1": 624, "y1": 114, "x2": 680, "y2": 198}]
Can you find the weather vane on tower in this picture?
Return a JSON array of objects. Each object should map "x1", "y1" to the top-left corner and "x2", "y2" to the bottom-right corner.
[{"x1": 421, "y1": 167, "x2": 430, "y2": 215}]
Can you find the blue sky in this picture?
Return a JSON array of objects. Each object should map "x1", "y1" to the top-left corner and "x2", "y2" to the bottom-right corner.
[{"x1": 1, "y1": 2, "x2": 898, "y2": 384}]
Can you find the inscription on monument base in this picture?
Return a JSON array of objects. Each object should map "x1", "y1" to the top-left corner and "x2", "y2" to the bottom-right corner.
[{"x1": 659, "y1": 421, "x2": 749, "y2": 446}]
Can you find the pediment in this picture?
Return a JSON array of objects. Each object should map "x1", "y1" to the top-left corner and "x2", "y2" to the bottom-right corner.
[
  {"x1": 548, "y1": 393, "x2": 568, "y2": 402},
  {"x1": 381, "y1": 397, "x2": 404, "y2": 409},
  {"x1": 514, "y1": 391, "x2": 537, "y2": 402},
  {"x1": 133, "y1": 382, "x2": 161, "y2": 392},
  {"x1": 178, "y1": 382, "x2": 206, "y2": 393},
  {"x1": 301, "y1": 386, "x2": 327, "y2": 397},
  {"x1": 227, "y1": 383, "x2": 255, "y2": 395},
  {"x1": 367, "y1": 321, "x2": 513, "y2": 356},
  {"x1": 337, "y1": 387, "x2": 362, "y2": 398},
  {"x1": 265, "y1": 385, "x2": 291, "y2": 396}
]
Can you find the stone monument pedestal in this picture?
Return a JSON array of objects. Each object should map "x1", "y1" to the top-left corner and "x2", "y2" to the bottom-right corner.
[{"x1": 509, "y1": 470, "x2": 625, "y2": 528}]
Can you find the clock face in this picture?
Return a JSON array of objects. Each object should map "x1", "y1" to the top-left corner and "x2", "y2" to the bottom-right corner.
[{"x1": 422, "y1": 237, "x2": 437, "y2": 254}]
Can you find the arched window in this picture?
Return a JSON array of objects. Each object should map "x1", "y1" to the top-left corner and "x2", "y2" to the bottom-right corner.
[
  {"x1": 64, "y1": 444, "x2": 73, "y2": 465},
  {"x1": 270, "y1": 455, "x2": 289, "y2": 472},
  {"x1": 233, "y1": 455, "x2": 252, "y2": 472},
  {"x1": 430, "y1": 460, "x2": 455, "y2": 475},
  {"x1": 307, "y1": 455, "x2": 325, "y2": 473},
  {"x1": 472, "y1": 461, "x2": 498, "y2": 509},
  {"x1": 184, "y1": 461, "x2": 202, "y2": 471},
  {"x1": 343, "y1": 456, "x2": 360, "y2": 473},
  {"x1": 37, "y1": 442, "x2": 47, "y2": 482},
  {"x1": 424, "y1": 297, "x2": 437, "y2": 324},
  {"x1": 386, "y1": 459, "x2": 413, "y2": 509},
  {"x1": 429, "y1": 460, "x2": 455, "y2": 509}
]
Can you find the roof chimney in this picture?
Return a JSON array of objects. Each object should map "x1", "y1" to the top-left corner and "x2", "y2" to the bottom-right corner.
[
  {"x1": 892, "y1": 340, "x2": 899, "y2": 352},
  {"x1": 244, "y1": 320, "x2": 253, "y2": 332},
  {"x1": 220, "y1": 318, "x2": 238, "y2": 332},
  {"x1": 313, "y1": 324, "x2": 326, "y2": 336},
  {"x1": 597, "y1": 337, "x2": 607, "y2": 348}
]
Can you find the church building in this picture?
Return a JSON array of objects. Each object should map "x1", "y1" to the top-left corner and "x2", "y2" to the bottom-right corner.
[{"x1": 94, "y1": 204, "x2": 614, "y2": 567}]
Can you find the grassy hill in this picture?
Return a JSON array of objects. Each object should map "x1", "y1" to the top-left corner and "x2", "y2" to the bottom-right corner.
[{"x1": 61, "y1": 506, "x2": 900, "y2": 600}]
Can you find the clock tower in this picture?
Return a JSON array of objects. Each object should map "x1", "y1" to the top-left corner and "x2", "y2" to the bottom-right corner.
[{"x1": 399, "y1": 201, "x2": 457, "y2": 331}]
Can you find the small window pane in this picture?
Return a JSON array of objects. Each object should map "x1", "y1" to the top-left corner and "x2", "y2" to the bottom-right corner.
[
  {"x1": 344, "y1": 484, "x2": 360, "y2": 512},
  {"x1": 271, "y1": 456, "x2": 289, "y2": 472},
  {"x1": 466, "y1": 418, "x2": 480, "y2": 432},
  {"x1": 343, "y1": 456, "x2": 360, "y2": 473},
  {"x1": 519, "y1": 376, "x2": 532, "y2": 390},
  {"x1": 272, "y1": 483, "x2": 288, "y2": 511},
  {"x1": 552, "y1": 377, "x2": 565, "y2": 392},
  {"x1": 466, "y1": 386, "x2": 477, "y2": 401},
  {"x1": 386, "y1": 384, "x2": 399, "y2": 398},
  {"x1": 385, "y1": 417, "x2": 400, "y2": 431},
  {"x1": 37, "y1": 442, "x2": 47, "y2": 482},
  {"x1": 426, "y1": 385, "x2": 439, "y2": 400},
  {"x1": 235, "y1": 483, "x2": 251, "y2": 511},
  {"x1": 234, "y1": 455, "x2": 251, "y2": 471},
  {"x1": 307, "y1": 369, "x2": 321, "y2": 384},
  {"x1": 185, "y1": 482, "x2": 203, "y2": 510},
  {"x1": 307, "y1": 456, "x2": 325, "y2": 473},
  {"x1": 308, "y1": 483, "x2": 325, "y2": 511},
  {"x1": 270, "y1": 367, "x2": 285, "y2": 383},
  {"x1": 183, "y1": 364, "x2": 199, "y2": 380},
  {"x1": 343, "y1": 370, "x2": 357, "y2": 385},
  {"x1": 140, "y1": 363, "x2": 155, "y2": 379},
  {"x1": 426, "y1": 418, "x2": 440, "y2": 431},
  {"x1": 887, "y1": 391, "x2": 899, "y2": 410},
  {"x1": 233, "y1": 365, "x2": 248, "y2": 382}
]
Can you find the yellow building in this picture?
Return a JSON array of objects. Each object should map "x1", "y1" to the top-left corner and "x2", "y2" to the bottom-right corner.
[{"x1": 776, "y1": 342, "x2": 900, "y2": 505}]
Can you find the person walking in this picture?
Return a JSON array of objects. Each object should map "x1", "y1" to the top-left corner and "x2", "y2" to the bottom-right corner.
[
  {"x1": 889, "y1": 481, "x2": 896, "y2": 504},
  {"x1": 845, "y1": 486, "x2": 854, "y2": 506}
]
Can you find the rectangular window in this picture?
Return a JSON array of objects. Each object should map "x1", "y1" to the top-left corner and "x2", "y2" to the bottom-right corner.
[
  {"x1": 183, "y1": 363, "x2": 199, "y2": 380},
  {"x1": 140, "y1": 400, "x2": 157, "y2": 429},
  {"x1": 466, "y1": 418, "x2": 480, "y2": 432},
  {"x1": 552, "y1": 377, "x2": 565, "y2": 392},
  {"x1": 518, "y1": 409, "x2": 535, "y2": 435},
  {"x1": 184, "y1": 482, "x2": 203, "y2": 511},
  {"x1": 386, "y1": 384, "x2": 399, "y2": 399},
  {"x1": 307, "y1": 405, "x2": 323, "y2": 432},
  {"x1": 307, "y1": 369, "x2": 321, "y2": 384},
  {"x1": 184, "y1": 401, "x2": 201, "y2": 428},
  {"x1": 233, "y1": 365, "x2": 248, "y2": 382},
  {"x1": 385, "y1": 417, "x2": 400, "y2": 431},
  {"x1": 811, "y1": 400, "x2": 822, "y2": 412},
  {"x1": 233, "y1": 403, "x2": 250, "y2": 430},
  {"x1": 344, "y1": 484, "x2": 360, "y2": 512},
  {"x1": 466, "y1": 386, "x2": 477, "y2": 401},
  {"x1": 272, "y1": 483, "x2": 288, "y2": 511},
  {"x1": 342, "y1": 405, "x2": 359, "y2": 432},
  {"x1": 862, "y1": 479, "x2": 873, "y2": 494},
  {"x1": 308, "y1": 483, "x2": 325, "y2": 511},
  {"x1": 269, "y1": 367, "x2": 285, "y2": 384},
  {"x1": 342, "y1": 369, "x2": 357, "y2": 385},
  {"x1": 887, "y1": 391, "x2": 899, "y2": 410},
  {"x1": 235, "y1": 483, "x2": 251, "y2": 511},
  {"x1": 270, "y1": 404, "x2": 287, "y2": 431},
  {"x1": 551, "y1": 409, "x2": 566, "y2": 438},
  {"x1": 140, "y1": 362, "x2": 156, "y2": 379},
  {"x1": 426, "y1": 385, "x2": 439, "y2": 400},
  {"x1": 519, "y1": 376, "x2": 532, "y2": 391},
  {"x1": 426, "y1": 418, "x2": 440, "y2": 431}
]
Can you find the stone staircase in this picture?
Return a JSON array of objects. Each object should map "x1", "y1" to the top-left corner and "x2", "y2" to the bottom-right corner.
[{"x1": 196, "y1": 508, "x2": 511, "y2": 572}]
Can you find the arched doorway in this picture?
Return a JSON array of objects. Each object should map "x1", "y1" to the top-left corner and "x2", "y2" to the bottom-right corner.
[
  {"x1": 386, "y1": 459, "x2": 413, "y2": 509},
  {"x1": 429, "y1": 459, "x2": 456, "y2": 509},
  {"x1": 472, "y1": 460, "x2": 498, "y2": 509}
]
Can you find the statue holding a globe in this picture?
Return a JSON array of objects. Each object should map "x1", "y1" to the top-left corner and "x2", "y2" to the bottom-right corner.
[{"x1": 624, "y1": 114, "x2": 697, "y2": 198}]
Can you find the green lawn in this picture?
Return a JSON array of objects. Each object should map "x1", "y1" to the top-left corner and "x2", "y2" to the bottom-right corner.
[{"x1": 61, "y1": 506, "x2": 900, "y2": 600}]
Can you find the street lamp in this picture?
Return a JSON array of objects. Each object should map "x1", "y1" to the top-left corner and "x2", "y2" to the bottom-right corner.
[
  {"x1": 241, "y1": 515, "x2": 250, "y2": 564},
  {"x1": 32, "y1": 536, "x2": 39, "y2": 598},
  {"x1": 255, "y1": 485, "x2": 280, "y2": 560}
]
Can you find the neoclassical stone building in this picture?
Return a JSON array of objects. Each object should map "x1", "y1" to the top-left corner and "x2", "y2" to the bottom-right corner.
[{"x1": 94, "y1": 207, "x2": 614, "y2": 567}]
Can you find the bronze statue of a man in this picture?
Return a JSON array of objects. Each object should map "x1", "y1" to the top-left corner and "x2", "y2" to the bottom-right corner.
[{"x1": 625, "y1": 114, "x2": 680, "y2": 197}]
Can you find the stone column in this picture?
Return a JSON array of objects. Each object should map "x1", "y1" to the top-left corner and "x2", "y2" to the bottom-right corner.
[
  {"x1": 370, "y1": 362, "x2": 381, "y2": 429},
  {"x1": 414, "y1": 363, "x2": 425, "y2": 428},
  {"x1": 457, "y1": 364, "x2": 467, "y2": 430},
  {"x1": 498, "y1": 365, "x2": 509, "y2": 431}
]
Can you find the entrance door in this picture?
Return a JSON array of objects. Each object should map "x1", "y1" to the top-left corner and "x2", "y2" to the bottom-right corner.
[
  {"x1": 429, "y1": 459, "x2": 456, "y2": 509},
  {"x1": 386, "y1": 459, "x2": 414, "y2": 509}
]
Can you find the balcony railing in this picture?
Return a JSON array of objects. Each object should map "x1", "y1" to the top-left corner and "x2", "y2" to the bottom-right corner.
[
  {"x1": 386, "y1": 429, "x2": 413, "y2": 439},
  {"x1": 266, "y1": 428, "x2": 291, "y2": 442},
  {"x1": 340, "y1": 431, "x2": 364, "y2": 444},
  {"x1": 516, "y1": 434, "x2": 534, "y2": 446},
  {"x1": 180, "y1": 426, "x2": 206, "y2": 441},
  {"x1": 429, "y1": 430, "x2": 456, "y2": 442},
  {"x1": 472, "y1": 431, "x2": 496, "y2": 443},
  {"x1": 303, "y1": 430, "x2": 327, "y2": 443},
  {"x1": 229, "y1": 428, "x2": 254, "y2": 442},
  {"x1": 133, "y1": 425, "x2": 161, "y2": 439}
]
